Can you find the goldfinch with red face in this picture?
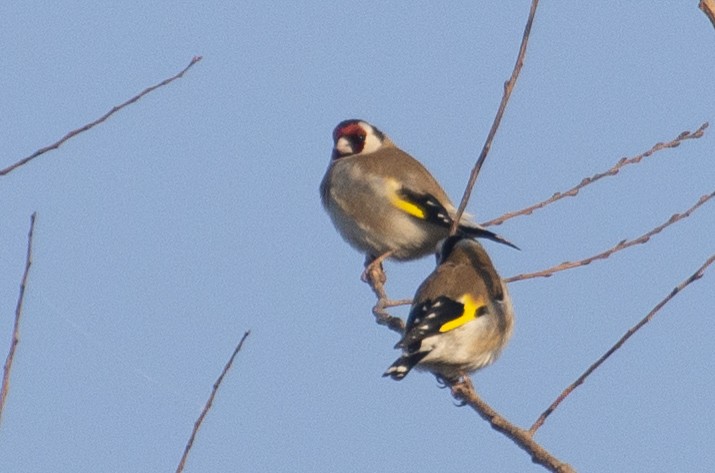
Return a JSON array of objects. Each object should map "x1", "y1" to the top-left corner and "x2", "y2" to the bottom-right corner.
[
  {"x1": 320, "y1": 119, "x2": 517, "y2": 264},
  {"x1": 384, "y1": 235, "x2": 514, "y2": 381}
]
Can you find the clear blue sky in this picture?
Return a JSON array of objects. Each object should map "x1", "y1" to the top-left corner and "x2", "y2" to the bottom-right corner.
[{"x1": 1, "y1": 2, "x2": 713, "y2": 472}]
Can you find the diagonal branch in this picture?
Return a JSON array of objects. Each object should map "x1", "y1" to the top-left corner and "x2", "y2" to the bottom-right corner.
[
  {"x1": 0, "y1": 212, "x2": 37, "y2": 426},
  {"x1": 529, "y1": 253, "x2": 715, "y2": 434},
  {"x1": 450, "y1": 0, "x2": 540, "y2": 233},
  {"x1": 483, "y1": 122, "x2": 709, "y2": 227},
  {"x1": 1, "y1": 56, "x2": 203, "y2": 177},
  {"x1": 506, "y1": 191, "x2": 715, "y2": 283},
  {"x1": 364, "y1": 189, "x2": 713, "y2": 332},
  {"x1": 175, "y1": 330, "x2": 251, "y2": 473},
  {"x1": 450, "y1": 376, "x2": 574, "y2": 473},
  {"x1": 366, "y1": 0, "x2": 543, "y2": 333}
]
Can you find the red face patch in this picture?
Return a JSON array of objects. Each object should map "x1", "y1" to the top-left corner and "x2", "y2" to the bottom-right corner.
[
  {"x1": 334, "y1": 123, "x2": 366, "y2": 144},
  {"x1": 331, "y1": 120, "x2": 369, "y2": 159}
]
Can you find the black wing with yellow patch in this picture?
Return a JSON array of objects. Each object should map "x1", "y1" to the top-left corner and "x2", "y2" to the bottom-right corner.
[
  {"x1": 393, "y1": 187, "x2": 453, "y2": 227},
  {"x1": 398, "y1": 294, "x2": 488, "y2": 351},
  {"x1": 392, "y1": 187, "x2": 520, "y2": 250}
]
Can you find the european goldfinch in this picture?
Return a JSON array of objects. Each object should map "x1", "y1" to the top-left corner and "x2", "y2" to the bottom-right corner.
[
  {"x1": 384, "y1": 235, "x2": 514, "y2": 381},
  {"x1": 320, "y1": 119, "x2": 517, "y2": 264}
]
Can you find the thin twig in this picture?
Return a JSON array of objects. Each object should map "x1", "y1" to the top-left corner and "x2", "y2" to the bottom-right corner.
[
  {"x1": 450, "y1": 376, "x2": 574, "y2": 473},
  {"x1": 451, "y1": 0, "x2": 540, "y2": 233},
  {"x1": 0, "y1": 212, "x2": 37, "y2": 426},
  {"x1": 175, "y1": 330, "x2": 251, "y2": 473},
  {"x1": 382, "y1": 298, "x2": 412, "y2": 309},
  {"x1": 483, "y1": 122, "x2": 709, "y2": 227},
  {"x1": 1, "y1": 56, "x2": 203, "y2": 177},
  {"x1": 367, "y1": 0, "x2": 541, "y2": 333},
  {"x1": 366, "y1": 0, "x2": 542, "y2": 330},
  {"x1": 364, "y1": 265, "x2": 406, "y2": 334},
  {"x1": 700, "y1": 0, "x2": 715, "y2": 29},
  {"x1": 506, "y1": 191, "x2": 715, "y2": 283},
  {"x1": 529, "y1": 253, "x2": 715, "y2": 434}
]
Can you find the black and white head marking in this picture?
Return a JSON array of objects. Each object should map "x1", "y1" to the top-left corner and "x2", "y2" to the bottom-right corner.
[{"x1": 331, "y1": 119, "x2": 385, "y2": 159}]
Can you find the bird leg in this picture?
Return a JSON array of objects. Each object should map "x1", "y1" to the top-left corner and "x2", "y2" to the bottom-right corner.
[
  {"x1": 361, "y1": 252, "x2": 407, "y2": 334},
  {"x1": 449, "y1": 375, "x2": 474, "y2": 406},
  {"x1": 360, "y1": 251, "x2": 393, "y2": 284}
]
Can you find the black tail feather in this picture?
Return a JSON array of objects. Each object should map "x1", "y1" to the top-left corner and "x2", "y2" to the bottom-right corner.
[
  {"x1": 383, "y1": 352, "x2": 429, "y2": 381},
  {"x1": 458, "y1": 224, "x2": 520, "y2": 250}
]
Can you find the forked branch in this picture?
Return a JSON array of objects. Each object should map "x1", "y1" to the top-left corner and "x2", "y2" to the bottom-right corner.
[
  {"x1": 450, "y1": 376, "x2": 574, "y2": 473},
  {"x1": 364, "y1": 264, "x2": 407, "y2": 334},
  {"x1": 450, "y1": 0, "x2": 541, "y2": 233},
  {"x1": 529, "y1": 253, "x2": 715, "y2": 434}
]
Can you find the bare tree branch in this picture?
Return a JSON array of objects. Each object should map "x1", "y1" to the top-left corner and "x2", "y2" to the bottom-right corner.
[
  {"x1": 700, "y1": 0, "x2": 715, "y2": 29},
  {"x1": 0, "y1": 212, "x2": 37, "y2": 426},
  {"x1": 369, "y1": 0, "x2": 543, "y2": 337},
  {"x1": 359, "y1": 3, "x2": 712, "y2": 469},
  {"x1": 1, "y1": 56, "x2": 203, "y2": 177},
  {"x1": 450, "y1": 0, "x2": 540, "y2": 233},
  {"x1": 365, "y1": 0, "x2": 542, "y2": 332},
  {"x1": 529, "y1": 253, "x2": 715, "y2": 434},
  {"x1": 364, "y1": 265, "x2": 407, "y2": 334},
  {"x1": 175, "y1": 330, "x2": 251, "y2": 473},
  {"x1": 483, "y1": 122, "x2": 709, "y2": 227},
  {"x1": 450, "y1": 376, "x2": 574, "y2": 473},
  {"x1": 506, "y1": 191, "x2": 715, "y2": 283},
  {"x1": 363, "y1": 189, "x2": 712, "y2": 329}
]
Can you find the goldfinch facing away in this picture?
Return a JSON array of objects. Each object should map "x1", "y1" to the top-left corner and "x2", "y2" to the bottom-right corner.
[
  {"x1": 384, "y1": 235, "x2": 514, "y2": 381},
  {"x1": 320, "y1": 119, "x2": 517, "y2": 262}
]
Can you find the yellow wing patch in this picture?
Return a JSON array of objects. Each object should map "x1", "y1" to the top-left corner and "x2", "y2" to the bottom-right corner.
[
  {"x1": 439, "y1": 294, "x2": 486, "y2": 332},
  {"x1": 389, "y1": 193, "x2": 426, "y2": 219},
  {"x1": 386, "y1": 180, "x2": 426, "y2": 219}
]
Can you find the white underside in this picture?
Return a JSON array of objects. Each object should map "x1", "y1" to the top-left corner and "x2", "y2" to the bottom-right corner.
[{"x1": 415, "y1": 313, "x2": 508, "y2": 378}]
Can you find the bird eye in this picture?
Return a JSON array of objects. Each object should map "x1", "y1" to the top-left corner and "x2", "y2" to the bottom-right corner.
[
  {"x1": 333, "y1": 122, "x2": 370, "y2": 155},
  {"x1": 346, "y1": 132, "x2": 366, "y2": 153}
]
